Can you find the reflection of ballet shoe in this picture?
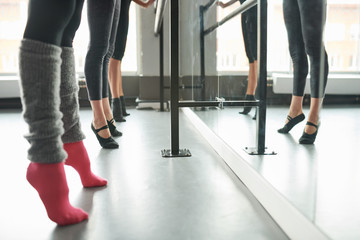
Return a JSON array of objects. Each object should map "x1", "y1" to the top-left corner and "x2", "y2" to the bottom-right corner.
[
  {"x1": 252, "y1": 108, "x2": 257, "y2": 120},
  {"x1": 299, "y1": 121, "x2": 320, "y2": 144},
  {"x1": 277, "y1": 113, "x2": 305, "y2": 134},
  {"x1": 239, "y1": 94, "x2": 255, "y2": 115}
]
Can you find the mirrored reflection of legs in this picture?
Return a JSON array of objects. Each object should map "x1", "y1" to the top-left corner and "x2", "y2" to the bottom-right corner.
[
  {"x1": 247, "y1": 60, "x2": 258, "y2": 96},
  {"x1": 239, "y1": 61, "x2": 258, "y2": 115}
]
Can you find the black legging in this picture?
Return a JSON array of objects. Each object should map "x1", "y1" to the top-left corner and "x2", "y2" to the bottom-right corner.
[
  {"x1": 23, "y1": 0, "x2": 84, "y2": 47},
  {"x1": 84, "y1": 0, "x2": 121, "y2": 101},
  {"x1": 283, "y1": 0, "x2": 329, "y2": 98},
  {"x1": 239, "y1": 0, "x2": 257, "y2": 63},
  {"x1": 113, "y1": 0, "x2": 132, "y2": 61}
]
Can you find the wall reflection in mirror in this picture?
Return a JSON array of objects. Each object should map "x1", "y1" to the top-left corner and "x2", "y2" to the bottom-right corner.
[{"x1": 178, "y1": 0, "x2": 360, "y2": 239}]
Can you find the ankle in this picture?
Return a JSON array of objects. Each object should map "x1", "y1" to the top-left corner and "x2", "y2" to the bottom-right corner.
[
  {"x1": 92, "y1": 120, "x2": 111, "y2": 138},
  {"x1": 289, "y1": 109, "x2": 303, "y2": 116},
  {"x1": 307, "y1": 115, "x2": 319, "y2": 125},
  {"x1": 92, "y1": 118, "x2": 106, "y2": 128},
  {"x1": 64, "y1": 141, "x2": 107, "y2": 187}
]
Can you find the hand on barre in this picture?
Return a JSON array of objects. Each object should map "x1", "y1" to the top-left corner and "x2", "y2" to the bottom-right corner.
[
  {"x1": 133, "y1": 0, "x2": 155, "y2": 8},
  {"x1": 216, "y1": 0, "x2": 238, "y2": 8}
]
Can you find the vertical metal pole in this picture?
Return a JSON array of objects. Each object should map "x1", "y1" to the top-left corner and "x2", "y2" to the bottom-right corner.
[
  {"x1": 170, "y1": 0, "x2": 179, "y2": 154},
  {"x1": 200, "y1": 6, "x2": 205, "y2": 101},
  {"x1": 256, "y1": 0, "x2": 267, "y2": 154},
  {"x1": 159, "y1": 21, "x2": 165, "y2": 112}
]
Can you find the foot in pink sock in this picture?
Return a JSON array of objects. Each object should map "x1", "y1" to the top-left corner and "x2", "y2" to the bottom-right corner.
[
  {"x1": 26, "y1": 162, "x2": 88, "y2": 226},
  {"x1": 64, "y1": 141, "x2": 107, "y2": 187}
]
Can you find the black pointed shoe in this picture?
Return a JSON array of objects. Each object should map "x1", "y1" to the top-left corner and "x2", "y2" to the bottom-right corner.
[
  {"x1": 107, "y1": 118, "x2": 123, "y2": 137},
  {"x1": 299, "y1": 121, "x2": 319, "y2": 144},
  {"x1": 239, "y1": 94, "x2": 255, "y2": 115},
  {"x1": 278, "y1": 113, "x2": 305, "y2": 134},
  {"x1": 91, "y1": 124, "x2": 119, "y2": 149}
]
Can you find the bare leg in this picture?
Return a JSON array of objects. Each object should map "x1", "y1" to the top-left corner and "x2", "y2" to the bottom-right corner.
[
  {"x1": 306, "y1": 98, "x2": 322, "y2": 134},
  {"x1": 102, "y1": 97, "x2": 115, "y2": 121},
  {"x1": 102, "y1": 97, "x2": 123, "y2": 137},
  {"x1": 277, "y1": 95, "x2": 305, "y2": 133},
  {"x1": 109, "y1": 58, "x2": 126, "y2": 121},
  {"x1": 246, "y1": 60, "x2": 258, "y2": 95},
  {"x1": 109, "y1": 58, "x2": 122, "y2": 98},
  {"x1": 239, "y1": 61, "x2": 258, "y2": 115},
  {"x1": 285, "y1": 95, "x2": 304, "y2": 124},
  {"x1": 90, "y1": 100, "x2": 111, "y2": 138}
]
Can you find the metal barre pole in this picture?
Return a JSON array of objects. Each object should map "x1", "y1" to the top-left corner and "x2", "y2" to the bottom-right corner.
[
  {"x1": 170, "y1": 0, "x2": 179, "y2": 154},
  {"x1": 159, "y1": 21, "x2": 165, "y2": 111},
  {"x1": 154, "y1": 0, "x2": 167, "y2": 35},
  {"x1": 178, "y1": 100, "x2": 260, "y2": 108},
  {"x1": 161, "y1": 0, "x2": 191, "y2": 158},
  {"x1": 204, "y1": 0, "x2": 257, "y2": 36},
  {"x1": 200, "y1": 6, "x2": 205, "y2": 101},
  {"x1": 256, "y1": 0, "x2": 267, "y2": 154}
]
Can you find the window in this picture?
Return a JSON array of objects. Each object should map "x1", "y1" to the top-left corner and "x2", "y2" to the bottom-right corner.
[
  {"x1": 350, "y1": 24, "x2": 360, "y2": 40},
  {"x1": 0, "y1": 0, "x2": 138, "y2": 74},
  {"x1": 216, "y1": 0, "x2": 360, "y2": 73}
]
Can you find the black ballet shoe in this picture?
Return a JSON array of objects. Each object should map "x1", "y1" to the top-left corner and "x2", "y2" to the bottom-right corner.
[
  {"x1": 91, "y1": 124, "x2": 119, "y2": 149},
  {"x1": 299, "y1": 121, "x2": 319, "y2": 144},
  {"x1": 112, "y1": 98, "x2": 126, "y2": 122},
  {"x1": 120, "y1": 96, "x2": 130, "y2": 116},
  {"x1": 239, "y1": 94, "x2": 255, "y2": 115},
  {"x1": 107, "y1": 118, "x2": 123, "y2": 137},
  {"x1": 277, "y1": 113, "x2": 305, "y2": 134},
  {"x1": 252, "y1": 108, "x2": 257, "y2": 120}
]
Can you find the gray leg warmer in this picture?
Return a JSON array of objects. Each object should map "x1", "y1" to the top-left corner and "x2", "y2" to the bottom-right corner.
[
  {"x1": 19, "y1": 39, "x2": 67, "y2": 163},
  {"x1": 60, "y1": 47, "x2": 85, "y2": 143}
]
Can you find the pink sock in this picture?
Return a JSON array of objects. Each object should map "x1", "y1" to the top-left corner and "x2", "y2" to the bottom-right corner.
[
  {"x1": 26, "y1": 162, "x2": 88, "y2": 226},
  {"x1": 64, "y1": 141, "x2": 107, "y2": 187}
]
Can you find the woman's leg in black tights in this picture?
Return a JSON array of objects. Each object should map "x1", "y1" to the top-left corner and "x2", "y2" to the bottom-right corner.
[
  {"x1": 85, "y1": 0, "x2": 120, "y2": 101},
  {"x1": 296, "y1": 0, "x2": 328, "y2": 141},
  {"x1": 60, "y1": 0, "x2": 85, "y2": 143},
  {"x1": 85, "y1": 0, "x2": 121, "y2": 144},
  {"x1": 59, "y1": 0, "x2": 107, "y2": 187},
  {"x1": 298, "y1": 0, "x2": 329, "y2": 98},
  {"x1": 20, "y1": 0, "x2": 88, "y2": 225},
  {"x1": 283, "y1": 0, "x2": 308, "y2": 97},
  {"x1": 279, "y1": 0, "x2": 307, "y2": 129},
  {"x1": 61, "y1": 0, "x2": 85, "y2": 47},
  {"x1": 24, "y1": 0, "x2": 76, "y2": 46}
]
